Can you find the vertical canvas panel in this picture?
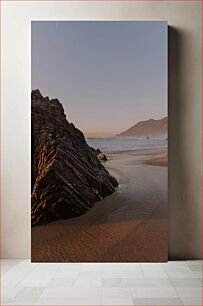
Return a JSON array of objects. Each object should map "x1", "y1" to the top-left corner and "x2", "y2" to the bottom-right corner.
[{"x1": 31, "y1": 21, "x2": 168, "y2": 262}]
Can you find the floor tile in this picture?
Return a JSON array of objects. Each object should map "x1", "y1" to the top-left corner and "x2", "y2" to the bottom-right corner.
[
  {"x1": 35, "y1": 297, "x2": 101, "y2": 305},
  {"x1": 2, "y1": 265, "x2": 15, "y2": 274},
  {"x1": 140, "y1": 263, "x2": 165, "y2": 272},
  {"x1": 32, "y1": 263, "x2": 60, "y2": 271},
  {"x1": 124, "y1": 277, "x2": 172, "y2": 287},
  {"x1": 102, "y1": 287, "x2": 132, "y2": 298},
  {"x1": 166, "y1": 271, "x2": 197, "y2": 278},
  {"x1": 175, "y1": 287, "x2": 202, "y2": 298},
  {"x1": 194, "y1": 271, "x2": 202, "y2": 279},
  {"x1": 1, "y1": 259, "x2": 25, "y2": 265},
  {"x1": 186, "y1": 260, "x2": 202, "y2": 266},
  {"x1": 41, "y1": 287, "x2": 101, "y2": 298},
  {"x1": 61, "y1": 271, "x2": 102, "y2": 287},
  {"x1": 169, "y1": 278, "x2": 202, "y2": 287},
  {"x1": 143, "y1": 271, "x2": 168, "y2": 278},
  {"x1": 164, "y1": 261, "x2": 187, "y2": 266},
  {"x1": 103, "y1": 270, "x2": 143, "y2": 278},
  {"x1": 180, "y1": 296, "x2": 202, "y2": 305},
  {"x1": 81, "y1": 263, "x2": 102, "y2": 272},
  {"x1": 102, "y1": 297, "x2": 134, "y2": 305},
  {"x1": 53, "y1": 270, "x2": 80, "y2": 278},
  {"x1": 164, "y1": 265, "x2": 192, "y2": 272},
  {"x1": 103, "y1": 263, "x2": 142, "y2": 272},
  {"x1": 57, "y1": 263, "x2": 82, "y2": 271},
  {"x1": 133, "y1": 297, "x2": 183, "y2": 305},
  {"x1": 75, "y1": 276, "x2": 102, "y2": 287},
  {"x1": 134, "y1": 287, "x2": 178, "y2": 298},
  {"x1": 2, "y1": 287, "x2": 22, "y2": 299},
  {"x1": 78, "y1": 271, "x2": 102, "y2": 278},
  {"x1": 3, "y1": 297, "x2": 39, "y2": 305},
  {"x1": 17, "y1": 271, "x2": 56, "y2": 287},
  {"x1": 1, "y1": 299, "x2": 10, "y2": 305},
  {"x1": 102, "y1": 278, "x2": 123, "y2": 287},
  {"x1": 2, "y1": 263, "x2": 36, "y2": 287},
  {"x1": 47, "y1": 277, "x2": 76, "y2": 288},
  {"x1": 189, "y1": 264, "x2": 202, "y2": 272},
  {"x1": 15, "y1": 287, "x2": 45, "y2": 298}
]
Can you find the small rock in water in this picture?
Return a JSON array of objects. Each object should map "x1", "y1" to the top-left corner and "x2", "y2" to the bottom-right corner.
[
  {"x1": 92, "y1": 148, "x2": 107, "y2": 161},
  {"x1": 97, "y1": 152, "x2": 107, "y2": 161}
]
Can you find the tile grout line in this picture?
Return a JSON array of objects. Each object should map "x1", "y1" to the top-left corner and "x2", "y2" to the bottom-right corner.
[
  {"x1": 3, "y1": 260, "x2": 36, "y2": 290},
  {"x1": 33, "y1": 263, "x2": 60, "y2": 305},
  {"x1": 166, "y1": 273, "x2": 184, "y2": 305},
  {"x1": 164, "y1": 262, "x2": 202, "y2": 305}
]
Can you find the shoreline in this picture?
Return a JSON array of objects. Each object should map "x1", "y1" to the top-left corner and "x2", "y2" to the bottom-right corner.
[
  {"x1": 104, "y1": 146, "x2": 168, "y2": 156},
  {"x1": 145, "y1": 156, "x2": 168, "y2": 167},
  {"x1": 104, "y1": 147, "x2": 168, "y2": 170}
]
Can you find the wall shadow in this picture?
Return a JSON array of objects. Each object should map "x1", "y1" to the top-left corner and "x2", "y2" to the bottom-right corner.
[{"x1": 168, "y1": 26, "x2": 201, "y2": 259}]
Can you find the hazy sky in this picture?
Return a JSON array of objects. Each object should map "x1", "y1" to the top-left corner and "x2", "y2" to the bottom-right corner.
[{"x1": 32, "y1": 21, "x2": 167, "y2": 137}]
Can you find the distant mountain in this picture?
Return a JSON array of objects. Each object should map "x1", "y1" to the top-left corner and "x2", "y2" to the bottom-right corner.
[{"x1": 116, "y1": 117, "x2": 168, "y2": 138}]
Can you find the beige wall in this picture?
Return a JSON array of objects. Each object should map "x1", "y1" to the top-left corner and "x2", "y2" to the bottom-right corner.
[{"x1": 1, "y1": 1, "x2": 202, "y2": 259}]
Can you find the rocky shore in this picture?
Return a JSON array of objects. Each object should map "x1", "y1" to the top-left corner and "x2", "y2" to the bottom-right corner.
[{"x1": 31, "y1": 90, "x2": 118, "y2": 226}]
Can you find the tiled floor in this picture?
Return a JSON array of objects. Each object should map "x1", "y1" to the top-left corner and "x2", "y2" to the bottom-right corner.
[{"x1": 1, "y1": 260, "x2": 202, "y2": 305}]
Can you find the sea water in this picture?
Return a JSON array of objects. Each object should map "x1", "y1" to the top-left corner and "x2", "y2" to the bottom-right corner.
[{"x1": 86, "y1": 137, "x2": 167, "y2": 154}]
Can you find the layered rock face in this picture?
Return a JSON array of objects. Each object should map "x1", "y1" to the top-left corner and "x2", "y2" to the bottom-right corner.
[
  {"x1": 31, "y1": 90, "x2": 118, "y2": 226},
  {"x1": 93, "y1": 149, "x2": 108, "y2": 161}
]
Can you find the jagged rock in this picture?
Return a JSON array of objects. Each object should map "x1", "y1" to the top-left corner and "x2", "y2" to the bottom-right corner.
[
  {"x1": 31, "y1": 90, "x2": 118, "y2": 226},
  {"x1": 92, "y1": 148, "x2": 108, "y2": 161},
  {"x1": 97, "y1": 152, "x2": 107, "y2": 161}
]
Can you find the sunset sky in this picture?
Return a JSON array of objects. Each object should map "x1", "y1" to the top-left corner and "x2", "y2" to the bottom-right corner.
[{"x1": 32, "y1": 21, "x2": 167, "y2": 137}]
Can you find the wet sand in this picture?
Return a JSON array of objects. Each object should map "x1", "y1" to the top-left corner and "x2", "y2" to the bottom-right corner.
[
  {"x1": 145, "y1": 155, "x2": 168, "y2": 167},
  {"x1": 32, "y1": 147, "x2": 168, "y2": 262}
]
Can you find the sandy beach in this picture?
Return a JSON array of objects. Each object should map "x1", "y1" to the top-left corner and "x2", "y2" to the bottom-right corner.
[{"x1": 32, "y1": 147, "x2": 168, "y2": 262}]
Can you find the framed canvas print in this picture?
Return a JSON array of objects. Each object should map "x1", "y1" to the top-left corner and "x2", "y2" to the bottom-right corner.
[{"x1": 31, "y1": 21, "x2": 168, "y2": 262}]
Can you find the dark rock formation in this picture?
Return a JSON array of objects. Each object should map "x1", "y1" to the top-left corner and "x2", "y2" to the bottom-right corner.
[
  {"x1": 31, "y1": 90, "x2": 118, "y2": 226},
  {"x1": 92, "y1": 148, "x2": 108, "y2": 161},
  {"x1": 97, "y1": 152, "x2": 107, "y2": 161}
]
